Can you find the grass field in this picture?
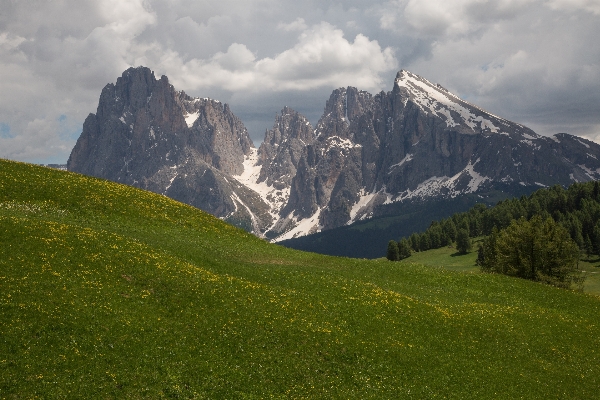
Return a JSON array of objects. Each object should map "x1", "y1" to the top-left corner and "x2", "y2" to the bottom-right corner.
[
  {"x1": 2, "y1": 159, "x2": 600, "y2": 398},
  {"x1": 398, "y1": 241, "x2": 482, "y2": 273},
  {"x1": 402, "y1": 239, "x2": 600, "y2": 296}
]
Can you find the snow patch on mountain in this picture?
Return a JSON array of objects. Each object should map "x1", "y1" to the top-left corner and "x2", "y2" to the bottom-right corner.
[
  {"x1": 230, "y1": 191, "x2": 262, "y2": 235},
  {"x1": 185, "y1": 111, "x2": 199, "y2": 128},
  {"x1": 164, "y1": 172, "x2": 177, "y2": 193},
  {"x1": 348, "y1": 189, "x2": 378, "y2": 223},
  {"x1": 578, "y1": 164, "x2": 600, "y2": 179},
  {"x1": 389, "y1": 153, "x2": 413, "y2": 173},
  {"x1": 395, "y1": 159, "x2": 490, "y2": 201},
  {"x1": 274, "y1": 207, "x2": 323, "y2": 242},
  {"x1": 576, "y1": 138, "x2": 591, "y2": 149},
  {"x1": 462, "y1": 159, "x2": 490, "y2": 192},
  {"x1": 233, "y1": 148, "x2": 289, "y2": 219},
  {"x1": 325, "y1": 136, "x2": 362, "y2": 151},
  {"x1": 395, "y1": 70, "x2": 509, "y2": 135}
]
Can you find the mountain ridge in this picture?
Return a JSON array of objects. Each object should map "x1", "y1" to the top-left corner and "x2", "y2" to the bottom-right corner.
[{"x1": 68, "y1": 66, "x2": 600, "y2": 244}]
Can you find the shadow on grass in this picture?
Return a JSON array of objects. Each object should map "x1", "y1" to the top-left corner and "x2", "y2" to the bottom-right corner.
[{"x1": 450, "y1": 251, "x2": 470, "y2": 257}]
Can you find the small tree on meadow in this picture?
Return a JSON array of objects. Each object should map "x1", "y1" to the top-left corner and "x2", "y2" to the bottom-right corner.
[
  {"x1": 477, "y1": 226, "x2": 499, "y2": 272},
  {"x1": 456, "y1": 228, "x2": 472, "y2": 254},
  {"x1": 387, "y1": 240, "x2": 400, "y2": 261},
  {"x1": 397, "y1": 238, "x2": 412, "y2": 260}
]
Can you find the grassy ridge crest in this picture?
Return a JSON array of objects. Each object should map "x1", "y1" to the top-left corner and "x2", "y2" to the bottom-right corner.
[{"x1": 1, "y1": 159, "x2": 600, "y2": 398}]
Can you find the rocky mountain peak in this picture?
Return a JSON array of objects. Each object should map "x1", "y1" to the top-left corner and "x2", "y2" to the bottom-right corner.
[
  {"x1": 314, "y1": 87, "x2": 375, "y2": 143},
  {"x1": 69, "y1": 66, "x2": 600, "y2": 246},
  {"x1": 256, "y1": 107, "x2": 315, "y2": 189},
  {"x1": 68, "y1": 66, "x2": 268, "y2": 235},
  {"x1": 394, "y1": 69, "x2": 537, "y2": 138}
]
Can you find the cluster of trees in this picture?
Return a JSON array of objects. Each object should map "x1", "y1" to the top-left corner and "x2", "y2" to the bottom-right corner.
[
  {"x1": 387, "y1": 181, "x2": 600, "y2": 288},
  {"x1": 477, "y1": 216, "x2": 583, "y2": 289},
  {"x1": 386, "y1": 239, "x2": 411, "y2": 261}
]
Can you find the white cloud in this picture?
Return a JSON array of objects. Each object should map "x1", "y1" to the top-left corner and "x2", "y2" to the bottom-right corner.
[
  {"x1": 381, "y1": 0, "x2": 537, "y2": 39},
  {"x1": 546, "y1": 0, "x2": 600, "y2": 15},
  {"x1": 1, "y1": 0, "x2": 599, "y2": 162},
  {"x1": 278, "y1": 18, "x2": 309, "y2": 32},
  {"x1": 157, "y1": 22, "x2": 397, "y2": 93},
  {"x1": 0, "y1": 32, "x2": 26, "y2": 50},
  {"x1": 404, "y1": 2, "x2": 600, "y2": 141},
  {"x1": 0, "y1": 0, "x2": 158, "y2": 163}
]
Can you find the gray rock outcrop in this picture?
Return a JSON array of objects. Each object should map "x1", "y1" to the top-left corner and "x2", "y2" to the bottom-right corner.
[
  {"x1": 68, "y1": 66, "x2": 271, "y2": 233},
  {"x1": 276, "y1": 70, "x2": 600, "y2": 239},
  {"x1": 68, "y1": 67, "x2": 600, "y2": 242}
]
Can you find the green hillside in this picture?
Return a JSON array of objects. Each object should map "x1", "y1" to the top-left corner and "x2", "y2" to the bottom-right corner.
[
  {"x1": 399, "y1": 241, "x2": 600, "y2": 295},
  {"x1": 2, "y1": 160, "x2": 600, "y2": 398}
]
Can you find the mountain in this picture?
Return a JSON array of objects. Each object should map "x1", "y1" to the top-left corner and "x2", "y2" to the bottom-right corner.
[
  {"x1": 272, "y1": 70, "x2": 600, "y2": 242},
  {"x1": 68, "y1": 67, "x2": 600, "y2": 249},
  {"x1": 68, "y1": 67, "x2": 272, "y2": 233}
]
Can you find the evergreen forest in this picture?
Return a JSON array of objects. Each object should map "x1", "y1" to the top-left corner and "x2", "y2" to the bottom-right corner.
[{"x1": 387, "y1": 181, "x2": 600, "y2": 288}]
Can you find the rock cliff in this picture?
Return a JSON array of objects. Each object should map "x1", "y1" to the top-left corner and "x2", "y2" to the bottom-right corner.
[
  {"x1": 68, "y1": 66, "x2": 271, "y2": 233},
  {"x1": 69, "y1": 67, "x2": 600, "y2": 243},
  {"x1": 272, "y1": 70, "x2": 600, "y2": 240}
]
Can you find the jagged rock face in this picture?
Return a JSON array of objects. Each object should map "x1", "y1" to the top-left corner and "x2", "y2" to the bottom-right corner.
[
  {"x1": 185, "y1": 94, "x2": 253, "y2": 176},
  {"x1": 68, "y1": 66, "x2": 270, "y2": 233},
  {"x1": 377, "y1": 71, "x2": 600, "y2": 197},
  {"x1": 68, "y1": 67, "x2": 253, "y2": 179},
  {"x1": 257, "y1": 106, "x2": 315, "y2": 189},
  {"x1": 68, "y1": 66, "x2": 600, "y2": 243},
  {"x1": 277, "y1": 70, "x2": 600, "y2": 240}
]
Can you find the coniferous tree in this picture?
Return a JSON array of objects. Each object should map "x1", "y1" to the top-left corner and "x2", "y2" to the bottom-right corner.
[
  {"x1": 456, "y1": 229, "x2": 472, "y2": 254},
  {"x1": 409, "y1": 233, "x2": 420, "y2": 252},
  {"x1": 485, "y1": 216, "x2": 581, "y2": 288},
  {"x1": 585, "y1": 235, "x2": 594, "y2": 260},
  {"x1": 387, "y1": 240, "x2": 400, "y2": 261},
  {"x1": 442, "y1": 218, "x2": 457, "y2": 243},
  {"x1": 477, "y1": 226, "x2": 499, "y2": 272},
  {"x1": 458, "y1": 219, "x2": 470, "y2": 237},
  {"x1": 429, "y1": 224, "x2": 442, "y2": 248},
  {"x1": 397, "y1": 238, "x2": 412, "y2": 260},
  {"x1": 593, "y1": 222, "x2": 600, "y2": 254},
  {"x1": 419, "y1": 233, "x2": 431, "y2": 252},
  {"x1": 387, "y1": 181, "x2": 600, "y2": 260}
]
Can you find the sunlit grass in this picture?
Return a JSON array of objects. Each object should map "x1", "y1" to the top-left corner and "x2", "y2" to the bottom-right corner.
[
  {"x1": 399, "y1": 240, "x2": 482, "y2": 273},
  {"x1": 1, "y1": 159, "x2": 600, "y2": 398},
  {"x1": 405, "y1": 239, "x2": 600, "y2": 296}
]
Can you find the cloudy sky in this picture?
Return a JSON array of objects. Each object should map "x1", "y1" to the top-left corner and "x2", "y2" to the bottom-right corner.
[{"x1": 1, "y1": 0, "x2": 600, "y2": 163}]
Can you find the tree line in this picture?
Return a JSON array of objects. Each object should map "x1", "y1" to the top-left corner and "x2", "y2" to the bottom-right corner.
[{"x1": 387, "y1": 181, "x2": 600, "y2": 288}]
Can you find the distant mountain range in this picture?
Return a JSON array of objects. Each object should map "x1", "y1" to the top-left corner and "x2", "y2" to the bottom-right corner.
[{"x1": 68, "y1": 66, "x2": 600, "y2": 254}]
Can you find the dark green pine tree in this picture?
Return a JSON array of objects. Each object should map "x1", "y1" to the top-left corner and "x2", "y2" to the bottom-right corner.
[
  {"x1": 387, "y1": 240, "x2": 400, "y2": 261},
  {"x1": 593, "y1": 222, "x2": 600, "y2": 255},
  {"x1": 584, "y1": 235, "x2": 594, "y2": 260},
  {"x1": 456, "y1": 228, "x2": 472, "y2": 254},
  {"x1": 409, "y1": 233, "x2": 420, "y2": 252},
  {"x1": 419, "y1": 233, "x2": 431, "y2": 252},
  {"x1": 477, "y1": 226, "x2": 499, "y2": 272},
  {"x1": 458, "y1": 218, "x2": 470, "y2": 237},
  {"x1": 397, "y1": 238, "x2": 412, "y2": 260},
  {"x1": 442, "y1": 219, "x2": 457, "y2": 243},
  {"x1": 491, "y1": 216, "x2": 581, "y2": 288}
]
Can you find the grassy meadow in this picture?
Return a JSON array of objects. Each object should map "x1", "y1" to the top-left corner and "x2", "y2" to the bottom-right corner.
[
  {"x1": 403, "y1": 238, "x2": 600, "y2": 295},
  {"x1": 2, "y1": 159, "x2": 600, "y2": 398}
]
